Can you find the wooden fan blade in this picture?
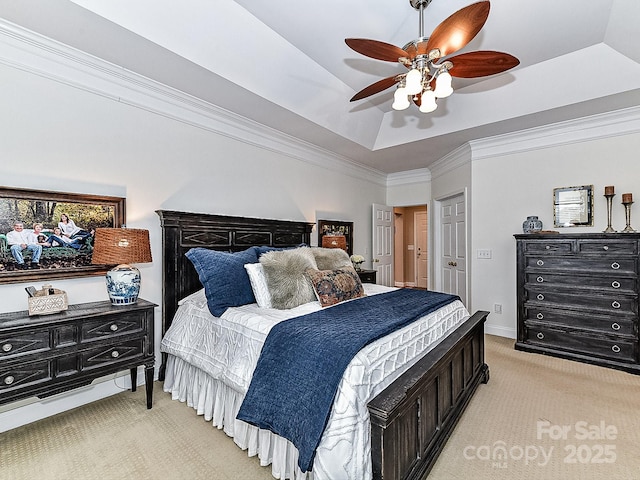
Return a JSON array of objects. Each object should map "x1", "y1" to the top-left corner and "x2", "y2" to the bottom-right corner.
[
  {"x1": 350, "y1": 75, "x2": 400, "y2": 101},
  {"x1": 345, "y1": 38, "x2": 409, "y2": 63},
  {"x1": 446, "y1": 51, "x2": 519, "y2": 78},
  {"x1": 425, "y1": 1, "x2": 490, "y2": 59}
]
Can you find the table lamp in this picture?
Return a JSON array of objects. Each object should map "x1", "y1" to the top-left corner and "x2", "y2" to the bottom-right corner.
[
  {"x1": 91, "y1": 227, "x2": 152, "y2": 305},
  {"x1": 322, "y1": 234, "x2": 347, "y2": 251}
]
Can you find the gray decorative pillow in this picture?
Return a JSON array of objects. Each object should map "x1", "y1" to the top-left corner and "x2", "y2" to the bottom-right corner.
[
  {"x1": 260, "y1": 247, "x2": 318, "y2": 309},
  {"x1": 312, "y1": 247, "x2": 352, "y2": 271}
]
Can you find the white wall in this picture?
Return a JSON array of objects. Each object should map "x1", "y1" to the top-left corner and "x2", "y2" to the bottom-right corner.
[
  {"x1": 0, "y1": 38, "x2": 386, "y2": 430},
  {"x1": 470, "y1": 112, "x2": 640, "y2": 338}
]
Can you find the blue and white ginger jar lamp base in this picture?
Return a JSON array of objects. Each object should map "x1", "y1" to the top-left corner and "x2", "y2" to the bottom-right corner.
[{"x1": 105, "y1": 264, "x2": 141, "y2": 305}]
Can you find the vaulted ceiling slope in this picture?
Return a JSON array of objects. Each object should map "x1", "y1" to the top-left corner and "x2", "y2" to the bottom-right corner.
[{"x1": 1, "y1": 0, "x2": 639, "y2": 174}]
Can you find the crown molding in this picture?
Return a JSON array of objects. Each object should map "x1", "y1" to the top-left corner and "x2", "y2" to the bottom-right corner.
[
  {"x1": 470, "y1": 106, "x2": 640, "y2": 160},
  {"x1": 0, "y1": 19, "x2": 387, "y2": 186},
  {"x1": 386, "y1": 168, "x2": 431, "y2": 187},
  {"x1": 429, "y1": 143, "x2": 472, "y2": 180}
]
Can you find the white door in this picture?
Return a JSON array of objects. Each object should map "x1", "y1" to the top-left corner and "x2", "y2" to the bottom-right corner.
[
  {"x1": 415, "y1": 209, "x2": 428, "y2": 288},
  {"x1": 372, "y1": 203, "x2": 393, "y2": 286},
  {"x1": 440, "y1": 194, "x2": 467, "y2": 304}
]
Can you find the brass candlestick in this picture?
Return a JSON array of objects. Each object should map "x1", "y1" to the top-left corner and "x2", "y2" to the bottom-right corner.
[
  {"x1": 622, "y1": 200, "x2": 635, "y2": 233},
  {"x1": 604, "y1": 194, "x2": 616, "y2": 233}
]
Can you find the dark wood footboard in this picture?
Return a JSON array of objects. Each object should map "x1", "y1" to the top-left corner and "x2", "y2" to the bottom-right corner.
[{"x1": 368, "y1": 310, "x2": 489, "y2": 480}]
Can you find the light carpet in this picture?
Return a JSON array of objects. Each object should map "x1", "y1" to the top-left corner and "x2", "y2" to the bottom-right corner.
[{"x1": 2, "y1": 335, "x2": 639, "y2": 480}]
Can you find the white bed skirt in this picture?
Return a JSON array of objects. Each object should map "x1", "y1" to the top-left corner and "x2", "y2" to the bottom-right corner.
[{"x1": 163, "y1": 354, "x2": 311, "y2": 480}]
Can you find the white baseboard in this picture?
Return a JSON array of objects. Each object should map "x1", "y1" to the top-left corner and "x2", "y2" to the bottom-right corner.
[
  {"x1": 0, "y1": 368, "x2": 146, "y2": 433},
  {"x1": 485, "y1": 323, "x2": 516, "y2": 339}
]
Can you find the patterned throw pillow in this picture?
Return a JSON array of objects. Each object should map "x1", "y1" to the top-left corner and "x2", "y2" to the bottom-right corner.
[{"x1": 306, "y1": 267, "x2": 366, "y2": 307}]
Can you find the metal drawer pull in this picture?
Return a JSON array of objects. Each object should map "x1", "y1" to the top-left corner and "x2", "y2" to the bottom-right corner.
[
  {"x1": 2, "y1": 343, "x2": 12, "y2": 353},
  {"x1": 110, "y1": 324, "x2": 118, "y2": 332},
  {"x1": 536, "y1": 276, "x2": 544, "y2": 283},
  {"x1": 111, "y1": 350, "x2": 120, "y2": 358},
  {"x1": 4, "y1": 375, "x2": 14, "y2": 385},
  {"x1": 603, "y1": 245, "x2": 609, "y2": 251},
  {"x1": 536, "y1": 313, "x2": 544, "y2": 319},
  {"x1": 611, "y1": 262, "x2": 620, "y2": 270},
  {"x1": 611, "y1": 281, "x2": 621, "y2": 289},
  {"x1": 611, "y1": 323, "x2": 621, "y2": 331},
  {"x1": 612, "y1": 345, "x2": 621, "y2": 353},
  {"x1": 611, "y1": 301, "x2": 621, "y2": 309},
  {"x1": 536, "y1": 260, "x2": 544, "y2": 266},
  {"x1": 536, "y1": 332, "x2": 545, "y2": 340},
  {"x1": 537, "y1": 294, "x2": 545, "y2": 301},
  {"x1": 545, "y1": 245, "x2": 551, "y2": 250}
]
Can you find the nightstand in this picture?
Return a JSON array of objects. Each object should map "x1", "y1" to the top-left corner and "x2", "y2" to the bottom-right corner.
[
  {"x1": 0, "y1": 299, "x2": 156, "y2": 409},
  {"x1": 357, "y1": 269, "x2": 377, "y2": 284}
]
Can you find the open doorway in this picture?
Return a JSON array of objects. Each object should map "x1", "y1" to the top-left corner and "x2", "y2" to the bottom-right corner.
[{"x1": 393, "y1": 205, "x2": 428, "y2": 289}]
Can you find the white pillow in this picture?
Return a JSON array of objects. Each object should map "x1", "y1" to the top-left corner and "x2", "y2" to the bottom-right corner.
[
  {"x1": 177, "y1": 288, "x2": 207, "y2": 308},
  {"x1": 244, "y1": 262, "x2": 273, "y2": 308}
]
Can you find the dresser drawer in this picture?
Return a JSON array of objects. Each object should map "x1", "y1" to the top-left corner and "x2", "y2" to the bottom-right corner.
[
  {"x1": 81, "y1": 312, "x2": 145, "y2": 342},
  {"x1": 525, "y1": 256, "x2": 636, "y2": 274},
  {"x1": 578, "y1": 240, "x2": 638, "y2": 255},
  {"x1": 522, "y1": 240, "x2": 573, "y2": 254},
  {"x1": 525, "y1": 272, "x2": 636, "y2": 292},
  {"x1": 0, "y1": 331, "x2": 50, "y2": 360},
  {"x1": 524, "y1": 307, "x2": 636, "y2": 336},
  {"x1": 80, "y1": 339, "x2": 144, "y2": 371},
  {"x1": 525, "y1": 325, "x2": 636, "y2": 363},
  {"x1": 525, "y1": 287, "x2": 637, "y2": 315},
  {"x1": 0, "y1": 360, "x2": 51, "y2": 392}
]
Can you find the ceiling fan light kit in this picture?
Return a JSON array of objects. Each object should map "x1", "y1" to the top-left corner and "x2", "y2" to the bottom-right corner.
[{"x1": 345, "y1": 1, "x2": 519, "y2": 114}]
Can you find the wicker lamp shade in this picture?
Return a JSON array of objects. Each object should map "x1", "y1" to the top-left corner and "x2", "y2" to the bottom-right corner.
[
  {"x1": 91, "y1": 228, "x2": 152, "y2": 305},
  {"x1": 91, "y1": 228, "x2": 152, "y2": 265},
  {"x1": 322, "y1": 235, "x2": 347, "y2": 251}
]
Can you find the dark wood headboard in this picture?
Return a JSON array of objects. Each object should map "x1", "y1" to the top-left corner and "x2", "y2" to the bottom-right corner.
[{"x1": 155, "y1": 210, "x2": 314, "y2": 379}]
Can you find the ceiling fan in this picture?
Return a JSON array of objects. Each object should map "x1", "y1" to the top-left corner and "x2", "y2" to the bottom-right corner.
[{"x1": 345, "y1": 0, "x2": 519, "y2": 113}]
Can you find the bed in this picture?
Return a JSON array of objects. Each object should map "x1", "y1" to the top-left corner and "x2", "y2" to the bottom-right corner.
[{"x1": 156, "y1": 210, "x2": 489, "y2": 480}]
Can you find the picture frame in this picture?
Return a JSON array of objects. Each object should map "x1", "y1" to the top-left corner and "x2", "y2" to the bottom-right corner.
[
  {"x1": 0, "y1": 187, "x2": 125, "y2": 284},
  {"x1": 317, "y1": 219, "x2": 353, "y2": 255},
  {"x1": 553, "y1": 185, "x2": 594, "y2": 227}
]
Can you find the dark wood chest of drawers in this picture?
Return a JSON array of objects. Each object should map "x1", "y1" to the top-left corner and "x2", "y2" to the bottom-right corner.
[
  {"x1": 0, "y1": 299, "x2": 156, "y2": 408},
  {"x1": 357, "y1": 269, "x2": 377, "y2": 284},
  {"x1": 515, "y1": 233, "x2": 640, "y2": 374}
]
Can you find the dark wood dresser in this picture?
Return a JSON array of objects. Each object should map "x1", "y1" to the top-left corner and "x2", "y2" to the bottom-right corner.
[
  {"x1": 0, "y1": 299, "x2": 156, "y2": 408},
  {"x1": 357, "y1": 269, "x2": 377, "y2": 284},
  {"x1": 515, "y1": 233, "x2": 640, "y2": 374}
]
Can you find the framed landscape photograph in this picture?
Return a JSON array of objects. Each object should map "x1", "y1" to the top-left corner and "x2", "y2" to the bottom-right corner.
[{"x1": 0, "y1": 187, "x2": 126, "y2": 284}]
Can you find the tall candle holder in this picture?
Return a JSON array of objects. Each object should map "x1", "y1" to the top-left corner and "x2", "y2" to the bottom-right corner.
[
  {"x1": 604, "y1": 193, "x2": 616, "y2": 233},
  {"x1": 622, "y1": 199, "x2": 635, "y2": 233}
]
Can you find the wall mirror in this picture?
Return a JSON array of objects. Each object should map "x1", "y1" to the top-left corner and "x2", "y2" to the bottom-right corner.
[{"x1": 553, "y1": 185, "x2": 594, "y2": 227}]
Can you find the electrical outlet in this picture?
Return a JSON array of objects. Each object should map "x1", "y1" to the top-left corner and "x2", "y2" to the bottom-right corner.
[
  {"x1": 494, "y1": 303, "x2": 502, "y2": 314},
  {"x1": 477, "y1": 249, "x2": 492, "y2": 259}
]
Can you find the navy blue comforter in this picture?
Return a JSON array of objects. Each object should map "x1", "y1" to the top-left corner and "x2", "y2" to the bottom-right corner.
[{"x1": 236, "y1": 288, "x2": 460, "y2": 472}]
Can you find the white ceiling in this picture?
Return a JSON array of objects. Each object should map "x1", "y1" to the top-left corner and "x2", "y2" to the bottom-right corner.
[{"x1": 2, "y1": 0, "x2": 640, "y2": 174}]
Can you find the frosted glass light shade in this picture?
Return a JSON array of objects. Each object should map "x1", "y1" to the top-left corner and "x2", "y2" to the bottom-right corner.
[
  {"x1": 392, "y1": 87, "x2": 410, "y2": 110},
  {"x1": 404, "y1": 68, "x2": 423, "y2": 95},
  {"x1": 434, "y1": 71, "x2": 453, "y2": 98},
  {"x1": 419, "y1": 90, "x2": 438, "y2": 113}
]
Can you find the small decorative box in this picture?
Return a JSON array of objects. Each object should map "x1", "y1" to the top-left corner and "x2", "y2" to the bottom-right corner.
[{"x1": 28, "y1": 285, "x2": 68, "y2": 316}]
